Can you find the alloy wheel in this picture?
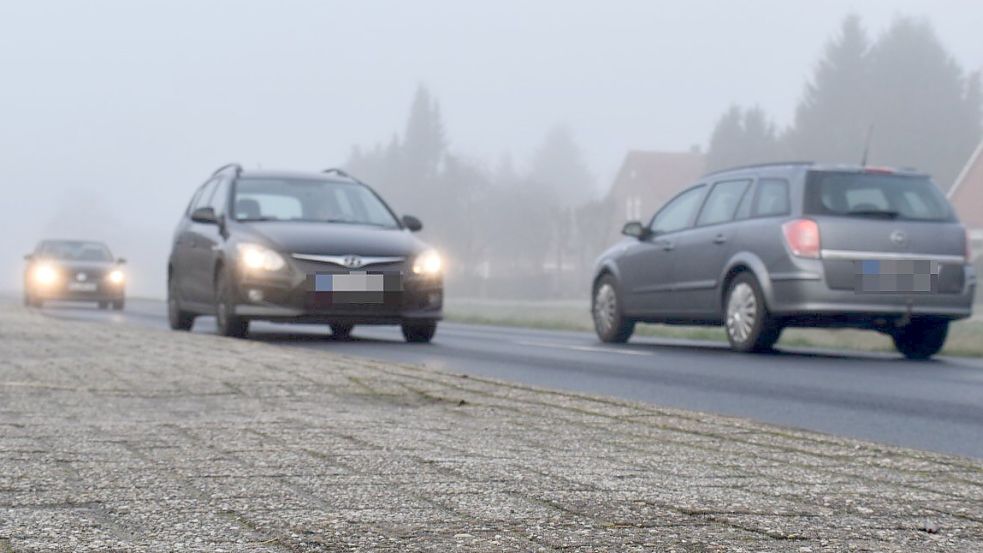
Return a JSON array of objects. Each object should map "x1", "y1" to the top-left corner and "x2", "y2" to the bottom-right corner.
[{"x1": 726, "y1": 282, "x2": 757, "y2": 344}]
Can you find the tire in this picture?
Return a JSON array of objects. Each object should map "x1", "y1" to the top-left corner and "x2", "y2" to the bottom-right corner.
[
  {"x1": 112, "y1": 299, "x2": 125, "y2": 311},
  {"x1": 724, "y1": 273, "x2": 782, "y2": 353},
  {"x1": 592, "y1": 274, "x2": 635, "y2": 343},
  {"x1": 167, "y1": 277, "x2": 196, "y2": 331},
  {"x1": 215, "y1": 269, "x2": 249, "y2": 338},
  {"x1": 401, "y1": 321, "x2": 437, "y2": 343},
  {"x1": 892, "y1": 320, "x2": 948, "y2": 360},
  {"x1": 330, "y1": 323, "x2": 354, "y2": 339},
  {"x1": 24, "y1": 294, "x2": 42, "y2": 308},
  {"x1": 98, "y1": 301, "x2": 109, "y2": 310}
]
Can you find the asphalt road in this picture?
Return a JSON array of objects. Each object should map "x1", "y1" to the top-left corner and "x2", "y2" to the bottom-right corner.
[{"x1": 34, "y1": 297, "x2": 983, "y2": 460}]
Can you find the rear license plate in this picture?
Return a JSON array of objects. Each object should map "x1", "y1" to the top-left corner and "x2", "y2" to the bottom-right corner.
[
  {"x1": 309, "y1": 271, "x2": 402, "y2": 305},
  {"x1": 67, "y1": 282, "x2": 98, "y2": 292},
  {"x1": 854, "y1": 259, "x2": 940, "y2": 294}
]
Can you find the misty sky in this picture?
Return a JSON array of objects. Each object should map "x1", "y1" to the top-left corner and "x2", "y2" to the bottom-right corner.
[{"x1": 2, "y1": 0, "x2": 981, "y2": 295}]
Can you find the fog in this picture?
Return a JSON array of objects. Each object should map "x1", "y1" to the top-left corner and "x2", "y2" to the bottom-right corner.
[{"x1": 2, "y1": 1, "x2": 981, "y2": 298}]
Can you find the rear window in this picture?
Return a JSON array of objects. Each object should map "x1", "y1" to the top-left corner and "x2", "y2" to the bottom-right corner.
[{"x1": 804, "y1": 171, "x2": 954, "y2": 222}]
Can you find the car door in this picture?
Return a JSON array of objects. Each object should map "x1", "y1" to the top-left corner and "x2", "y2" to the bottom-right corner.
[
  {"x1": 195, "y1": 176, "x2": 231, "y2": 305},
  {"x1": 617, "y1": 185, "x2": 706, "y2": 316},
  {"x1": 185, "y1": 178, "x2": 219, "y2": 304},
  {"x1": 670, "y1": 179, "x2": 753, "y2": 316}
]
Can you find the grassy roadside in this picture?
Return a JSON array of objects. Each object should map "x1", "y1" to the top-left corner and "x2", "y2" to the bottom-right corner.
[{"x1": 444, "y1": 298, "x2": 983, "y2": 358}]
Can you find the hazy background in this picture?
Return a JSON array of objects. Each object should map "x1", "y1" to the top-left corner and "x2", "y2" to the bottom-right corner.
[{"x1": 2, "y1": 0, "x2": 981, "y2": 297}]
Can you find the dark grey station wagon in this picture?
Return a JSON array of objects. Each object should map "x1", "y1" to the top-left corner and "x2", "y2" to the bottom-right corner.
[{"x1": 592, "y1": 162, "x2": 975, "y2": 359}]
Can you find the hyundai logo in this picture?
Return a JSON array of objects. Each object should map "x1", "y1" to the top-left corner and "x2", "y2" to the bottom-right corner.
[
  {"x1": 890, "y1": 230, "x2": 907, "y2": 246},
  {"x1": 343, "y1": 255, "x2": 364, "y2": 269}
]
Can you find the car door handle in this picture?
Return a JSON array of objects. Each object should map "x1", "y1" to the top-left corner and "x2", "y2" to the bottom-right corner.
[
  {"x1": 656, "y1": 240, "x2": 674, "y2": 251},
  {"x1": 713, "y1": 234, "x2": 727, "y2": 244}
]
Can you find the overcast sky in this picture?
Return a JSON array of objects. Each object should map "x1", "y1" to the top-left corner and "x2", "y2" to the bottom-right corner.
[{"x1": 1, "y1": 0, "x2": 981, "y2": 294}]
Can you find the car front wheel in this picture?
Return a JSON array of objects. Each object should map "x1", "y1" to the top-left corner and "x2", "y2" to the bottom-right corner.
[
  {"x1": 402, "y1": 321, "x2": 437, "y2": 343},
  {"x1": 168, "y1": 277, "x2": 196, "y2": 331},
  {"x1": 215, "y1": 269, "x2": 249, "y2": 338},
  {"x1": 330, "y1": 323, "x2": 354, "y2": 339},
  {"x1": 892, "y1": 320, "x2": 948, "y2": 360},
  {"x1": 593, "y1": 275, "x2": 635, "y2": 343},
  {"x1": 724, "y1": 273, "x2": 782, "y2": 353}
]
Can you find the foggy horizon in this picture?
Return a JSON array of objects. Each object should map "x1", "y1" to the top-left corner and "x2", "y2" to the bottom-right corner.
[{"x1": 3, "y1": 0, "x2": 982, "y2": 296}]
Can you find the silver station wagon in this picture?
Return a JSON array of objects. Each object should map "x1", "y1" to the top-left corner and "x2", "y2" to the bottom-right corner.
[{"x1": 592, "y1": 162, "x2": 975, "y2": 359}]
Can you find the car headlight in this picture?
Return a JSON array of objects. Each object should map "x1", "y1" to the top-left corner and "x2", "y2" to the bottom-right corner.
[
  {"x1": 107, "y1": 269, "x2": 125, "y2": 284},
  {"x1": 237, "y1": 243, "x2": 286, "y2": 272},
  {"x1": 33, "y1": 264, "x2": 59, "y2": 285},
  {"x1": 412, "y1": 250, "x2": 442, "y2": 275}
]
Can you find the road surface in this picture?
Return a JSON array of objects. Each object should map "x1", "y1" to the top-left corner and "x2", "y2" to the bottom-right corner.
[{"x1": 36, "y1": 298, "x2": 983, "y2": 459}]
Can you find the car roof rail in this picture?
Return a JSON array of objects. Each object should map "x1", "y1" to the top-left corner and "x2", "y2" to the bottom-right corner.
[
  {"x1": 701, "y1": 161, "x2": 813, "y2": 178},
  {"x1": 212, "y1": 163, "x2": 243, "y2": 177},
  {"x1": 322, "y1": 167, "x2": 364, "y2": 184}
]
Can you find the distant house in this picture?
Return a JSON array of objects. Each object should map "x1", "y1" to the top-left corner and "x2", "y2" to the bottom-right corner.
[
  {"x1": 605, "y1": 150, "x2": 705, "y2": 240},
  {"x1": 947, "y1": 141, "x2": 983, "y2": 261}
]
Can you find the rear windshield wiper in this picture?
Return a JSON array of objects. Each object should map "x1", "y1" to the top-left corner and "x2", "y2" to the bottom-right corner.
[{"x1": 845, "y1": 209, "x2": 900, "y2": 219}]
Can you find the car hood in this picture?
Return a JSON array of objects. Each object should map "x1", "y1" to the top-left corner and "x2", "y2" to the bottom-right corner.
[{"x1": 238, "y1": 221, "x2": 429, "y2": 257}]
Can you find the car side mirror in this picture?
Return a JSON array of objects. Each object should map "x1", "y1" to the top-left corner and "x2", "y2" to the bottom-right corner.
[
  {"x1": 117, "y1": 257, "x2": 127, "y2": 264},
  {"x1": 402, "y1": 215, "x2": 423, "y2": 232},
  {"x1": 621, "y1": 221, "x2": 649, "y2": 239},
  {"x1": 191, "y1": 206, "x2": 218, "y2": 224}
]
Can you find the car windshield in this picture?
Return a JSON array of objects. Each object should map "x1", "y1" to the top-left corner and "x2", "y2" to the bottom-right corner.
[
  {"x1": 804, "y1": 171, "x2": 954, "y2": 222},
  {"x1": 232, "y1": 178, "x2": 399, "y2": 228},
  {"x1": 40, "y1": 241, "x2": 113, "y2": 261}
]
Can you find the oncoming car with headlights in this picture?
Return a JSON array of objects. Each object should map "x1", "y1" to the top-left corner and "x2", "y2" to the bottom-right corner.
[
  {"x1": 167, "y1": 164, "x2": 443, "y2": 342},
  {"x1": 23, "y1": 240, "x2": 127, "y2": 309}
]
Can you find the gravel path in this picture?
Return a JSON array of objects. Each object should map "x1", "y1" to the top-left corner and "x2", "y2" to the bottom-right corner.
[{"x1": 0, "y1": 305, "x2": 980, "y2": 551}]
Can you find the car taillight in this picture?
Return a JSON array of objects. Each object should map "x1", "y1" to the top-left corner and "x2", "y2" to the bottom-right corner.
[{"x1": 782, "y1": 219, "x2": 821, "y2": 259}]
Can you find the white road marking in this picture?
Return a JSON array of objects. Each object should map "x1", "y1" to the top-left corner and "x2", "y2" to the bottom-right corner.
[{"x1": 514, "y1": 340, "x2": 652, "y2": 356}]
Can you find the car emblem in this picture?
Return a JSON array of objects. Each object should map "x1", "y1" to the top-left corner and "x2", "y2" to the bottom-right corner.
[
  {"x1": 342, "y1": 255, "x2": 364, "y2": 269},
  {"x1": 890, "y1": 230, "x2": 907, "y2": 246},
  {"x1": 76, "y1": 272, "x2": 87, "y2": 282}
]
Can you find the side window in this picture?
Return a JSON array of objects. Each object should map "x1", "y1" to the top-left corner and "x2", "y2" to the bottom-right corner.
[
  {"x1": 650, "y1": 186, "x2": 705, "y2": 235},
  {"x1": 696, "y1": 179, "x2": 751, "y2": 226},
  {"x1": 752, "y1": 178, "x2": 790, "y2": 217},
  {"x1": 191, "y1": 179, "x2": 217, "y2": 213},
  {"x1": 208, "y1": 178, "x2": 230, "y2": 216}
]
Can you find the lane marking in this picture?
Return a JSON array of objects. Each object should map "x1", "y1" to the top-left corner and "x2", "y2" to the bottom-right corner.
[{"x1": 514, "y1": 340, "x2": 653, "y2": 356}]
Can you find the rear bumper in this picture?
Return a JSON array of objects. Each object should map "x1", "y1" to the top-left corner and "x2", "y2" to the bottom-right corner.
[{"x1": 767, "y1": 270, "x2": 974, "y2": 324}]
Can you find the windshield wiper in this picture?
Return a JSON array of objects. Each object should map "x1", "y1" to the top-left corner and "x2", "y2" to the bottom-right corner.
[
  {"x1": 236, "y1": 216, "x2": 281, "y2": 222},
  {"x1": 845, "y1": 209, "x2": 900, "y2": 219}
]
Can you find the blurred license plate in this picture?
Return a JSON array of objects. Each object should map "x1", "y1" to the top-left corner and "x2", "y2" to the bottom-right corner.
[
  {"x1": 68, "y1": 282, "x2": 97, "y2": 292},
  {"x1": 309, "y1": 271, "x2": 402, "y2": 305},
  {"x1": 854, "y1": 259, "x2": 939, "y2": 293}
]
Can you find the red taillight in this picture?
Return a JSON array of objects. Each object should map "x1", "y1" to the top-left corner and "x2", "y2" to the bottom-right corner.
[{"x1": 782, "y1": 219, "x2": 821, "y2": 258}]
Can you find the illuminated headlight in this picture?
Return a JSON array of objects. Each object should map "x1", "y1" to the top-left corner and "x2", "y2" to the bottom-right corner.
[
  {"x1": 237, "y1": 243, "x2": 286, "y2": 272},
  {"x1": 108, "y1": 269, "x2": 125, "y2": 284},
  {"x1": 412, "y1": 250, "x2": 442, "y2": 275},
  {"x1": 33, "y1": 264, "x2": 59, "y2": 285}
]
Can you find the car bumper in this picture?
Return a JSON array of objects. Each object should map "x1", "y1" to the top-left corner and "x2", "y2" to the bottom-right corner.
[
  {"x1": 766, "y1": 271, "x2": 975, "y2": 324},
  {"x1": 231, "y1": 270, "x2": 443, "y2": 324},
  {"x1": 26, "y1": 284, "x2": 125, "y2": 302}
]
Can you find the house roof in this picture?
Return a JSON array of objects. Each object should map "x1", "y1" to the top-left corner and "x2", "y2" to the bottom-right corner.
[
  {"x1": 608, "y1": 150, "x2": 705, "y2": 204},
  {"x1": 947, "y1": 141, "x2": 983, "y2": 229}
]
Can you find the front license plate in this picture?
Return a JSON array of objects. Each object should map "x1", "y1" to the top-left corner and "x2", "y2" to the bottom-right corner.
[
  {"x1": 854, "y1": 259, "x2": 939, "y2": 294},
  {"x1": 309, "y1": 271, "x2": 402, "y2": 305},
  {"x1": 67, "y1": 282, "x2": 98, "y2": 292}
]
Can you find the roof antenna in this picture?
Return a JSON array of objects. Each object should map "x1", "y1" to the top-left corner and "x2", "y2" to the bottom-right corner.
[{"x1": 860, "y1": 123, "x2": 875, "y2": 166}]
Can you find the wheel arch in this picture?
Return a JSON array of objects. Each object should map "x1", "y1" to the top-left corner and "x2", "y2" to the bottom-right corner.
[{"x1": 719, "y1": 253, "x2": 773, "y2": 313}]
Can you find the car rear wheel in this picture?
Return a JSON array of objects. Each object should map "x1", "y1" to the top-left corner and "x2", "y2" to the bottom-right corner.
[
  {"x1": 724, "y1": 273, "x2": 782, "y2": 353},
  {"x1": 168, "y1": 277, "x2": 196, "y2": 331},
  {"x1": 402, "y1": 321, "x2": 437, "y2": 343},
  {"x1": 330, "y1": 323, "x2": 354, "y2": 339},
  {"x1": 215, "y1": 270, "x2": 249, "y2": 338},
  {"x1": 593, "y1": 275, "x2": 635, "y2": 343},
  {"x1": 892, "y1": 320, "x2": 948, "y2": 360}
]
